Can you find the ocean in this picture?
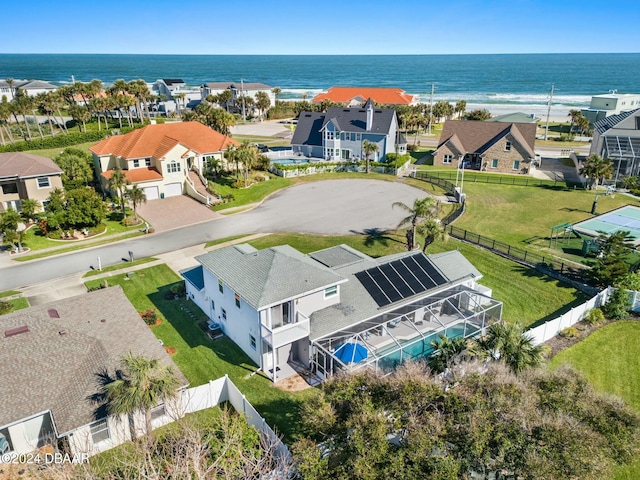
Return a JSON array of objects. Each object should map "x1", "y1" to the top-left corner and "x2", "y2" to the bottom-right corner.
[{"x1": 1, "y1": 53, "x2": 639, "y2": 116}]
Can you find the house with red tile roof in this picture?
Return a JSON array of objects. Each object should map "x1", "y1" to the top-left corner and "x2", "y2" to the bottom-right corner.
[
  {"x1": 90, "y1": 121, "x2": 238, "y2": 203},
  {"x1": 433, "y1": 121, "x2": 537, "y2": 174},
  {"x1": 313, "y1": 87, "x2": 417, "y2": 106}
]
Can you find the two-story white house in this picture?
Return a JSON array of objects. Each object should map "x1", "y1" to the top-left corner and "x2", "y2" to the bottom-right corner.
[
  {"x1": 291, "y1": 99, "x2": 406, "y2": 161},
  {"x1": 200, "y1": 82, "x2": 275, "y2": 115},
  {"x1": 581, "y1": 92, "x2": 640, "y2": 125},
  {"x1": 90, "y1": 121, "x2": 238, "y2": 204},
  {"x1": 182, "y1": 243, "x2": 502, "y2": 383}
]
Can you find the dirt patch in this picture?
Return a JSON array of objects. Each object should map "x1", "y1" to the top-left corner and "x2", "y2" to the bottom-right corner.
[
  {"x1": 164, "y1": 346, "x2": 177, "y2": 355},
  {"x1": 275, "y1": 373, "x2": 313, "y2": 392}
]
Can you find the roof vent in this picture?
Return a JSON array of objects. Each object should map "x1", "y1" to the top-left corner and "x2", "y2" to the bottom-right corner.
[
  {"x1": 5, "y1": 325, "x2": 29, "y2": 338},
  {"x1": 59, "y1": 330, "x2": 67, "y2": 336},
  {"x1": 48, "y1": 309, "x2": 60, "y2": 318}
]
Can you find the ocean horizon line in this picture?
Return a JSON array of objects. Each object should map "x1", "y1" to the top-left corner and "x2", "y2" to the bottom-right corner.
[{"x1": 0, "y1": 52, "x2": 637, "y2": 56}]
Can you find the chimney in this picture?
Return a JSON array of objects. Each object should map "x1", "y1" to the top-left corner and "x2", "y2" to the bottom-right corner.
[{"x1": 365, "y1": 98, "x2": 374, "y2": 131}]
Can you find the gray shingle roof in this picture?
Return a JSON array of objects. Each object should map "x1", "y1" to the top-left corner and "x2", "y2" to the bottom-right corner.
[
  {"x1": 0, "y1": 287, "x2": 187, "y2": 434},
  {"x1": 195, "y1": 245, "x2": 347, "y2": 310},
  {"x1": 0, "y1": 152, "x2": 63, "y2": 179},
  {"x1": 181, "y1": 265, "x2": 204, "y2": 290},
  {"x1": 291, "y1": 112, "x2": 325, "y2": 146},
  {"x1": 309, "y1": 248, "x2": 481, "y2": 340},
  {"x1": 436, "y1": 121, "x2": 537, "y2": 157},
  {"x1": 308, "y1": 244, "x2": 370, "y2": 268}
]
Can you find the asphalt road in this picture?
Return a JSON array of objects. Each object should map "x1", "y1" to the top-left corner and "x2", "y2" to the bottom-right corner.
[{"x1": 0, "y1": 180, "x2": 425, "y2": 291}]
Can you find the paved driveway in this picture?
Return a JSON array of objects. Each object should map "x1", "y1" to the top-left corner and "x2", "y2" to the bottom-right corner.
[{"x1": 137, "y1": 195, "x2": 221, "y2": 232}]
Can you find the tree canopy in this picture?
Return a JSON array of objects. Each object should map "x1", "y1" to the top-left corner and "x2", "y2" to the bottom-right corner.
[{"x1": 53, "y1": 147, "x2": 95, "y2": 189}]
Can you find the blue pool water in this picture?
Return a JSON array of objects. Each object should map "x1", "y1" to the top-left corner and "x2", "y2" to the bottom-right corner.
[{"x1": 271, "y1": 158, "x2": 314, "y2": 165}]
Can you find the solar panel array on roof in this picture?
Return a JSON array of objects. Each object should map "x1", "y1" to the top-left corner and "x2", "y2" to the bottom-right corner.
[{"x1": 355, "y1": 253, "x2": 447, "y2": 307}]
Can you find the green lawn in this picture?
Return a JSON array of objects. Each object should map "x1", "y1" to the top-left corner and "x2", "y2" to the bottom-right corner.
[
  {"x1": 0, "y1": 290, "x2": 20, "y2": 299},
  {"x1": 232, "y1": 134, "x2": 291, "y2": 147},
  {"x1": 25, "y1": 140, "x2": 97, "y2": 159},
  {"x1": 4, "y1": 297, "x2": 29, "y2": 312},
  {"x1": 248, "y1": 233, "x2": 588, "y2": 328},
  {"x1": 549, "y1": 321, "x2": 640, "y2": 480},
  {"x1": 85, "y1": 265, "x2": 316, "y2": 442},
  {"x1": 204, "y1": 234, "x2": 254, "y2": 248},
  {"x1": 82, "y1": 257, "x2": 158, "y2": 277}
]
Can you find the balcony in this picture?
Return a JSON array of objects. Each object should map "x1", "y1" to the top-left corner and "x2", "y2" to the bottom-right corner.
[{"x1": 261, "y1": 312, "x2": 310, "y2": 349}]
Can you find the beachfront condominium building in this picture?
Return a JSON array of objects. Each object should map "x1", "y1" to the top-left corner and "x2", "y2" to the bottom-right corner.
[
  {"x1": 581, "y1": 93, "x2": 640, "y2": 125},
  {"x1": 590, "y1": 108, "x2": 640, "y2": 178},
  {"x1": 90, "y1": 121, "x2": 238, "y2": 205},
  {"x1": 433, "y1": 120, "x2": 537, "y2": 174},
  {"x1": 291, "y1": 99, "x2": 407, "y2": 161},
  {"x1": 182, "y1": 243, "x2": 502, "y2": 383},
  {"x1": 0, "y1": 152, "x2": 63, "y2": 213}
]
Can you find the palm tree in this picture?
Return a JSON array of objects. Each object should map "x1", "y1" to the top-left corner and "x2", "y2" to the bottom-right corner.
[
  {"x1": 108, "y1": 167, "x2": 129, "y2": 216},
  {"x1": 455, "y1": 100, "x2": 467, "y2": 119},
  {"x1": 36, "y1": 92, "x2": 56, "y2": 136},
  {"x1": 174, "y1": 92, "x2": 187, "y2": 116},
  {"x1": 20, "y1": 199, "x2": 40, "y2": 223},
  {"x1": 99, "y1": 354, "x2": 180, "y2": 445},
  {"x1": 0, "y1": 100, "x2": 14, "y2": 144},
  {"x1": 362, "y1": 139, "x2": 379, "y2": 174},
  {"x1": 126, "y1": 184, "x2": 147, "y2": 221},
  {"x1": 417, "y1": 217, "x2": 445, "y2": 252},
  {"x1": 475, "y1": 322, "x2": 545, "y2": 375},
  {"x1": 393, "y1": 196, "x2": 439, "y2": 250},
  {"x1": 568, "y1": 109, "x2": 582, "y2": 136},
  {"x1": 580, "y1": 153, "x2": 614, "y2": 187},
  {"x1": 271, "y1": 86, "x2": 281, "y2": 103},
  {"x1": 428, "y1": 334, "x2": 470, "y2": 374}
]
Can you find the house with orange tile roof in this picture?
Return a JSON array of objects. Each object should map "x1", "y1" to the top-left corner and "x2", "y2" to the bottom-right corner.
[
  {"x1": 312, "y1": 87, "x2": 417, "y2": 106},
  {"x1": 90, "y1": 121, "x2": 238, "y2": 203},
  {"x1": 433, "y1": 121, "x2": 537, "y2": 174}
]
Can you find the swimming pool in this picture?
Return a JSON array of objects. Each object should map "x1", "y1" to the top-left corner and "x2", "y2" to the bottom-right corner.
[{"x1": 271, "y1": 157, "x2": 315, "y2": 165}]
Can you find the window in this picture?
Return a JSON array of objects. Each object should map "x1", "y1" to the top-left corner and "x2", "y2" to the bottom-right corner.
[
  {"x1": 341, "y1": 149, "x2": 350, "y2": 160},
  {"x1": 443, "y1": 154, "x2": 453, "y2": 164},
  {"x1": 282, "y1": 302, "x2": 291, "y2": 324},
  {"x1": 221, "y1": 308, "x2": 227, "y2": 320},
  {"x1": 250, "y1": 335, "x2": 257, "y2": 350},
  {"x1": 505, "y1": 141, "x2": 512, "y2": 151},
  {"x1": 340, "y1": 132, "x2": 345, "y2": 140},
  {"x1": 326, "y1": 131, "x2": 334, "y2": 140},
  {"x1": 1, "y1": 183, "x2": 18, "y2": 194},
  {"x1": 145, "y1": 158, "x2": 152, "y2": 166},
  {"x1": 133, "y1": 159, "x2": 140, "y2": 168},
  {"x1": 235, "y1": 293, "x2": 241, "y2": 308},
  {"x1": 150, "y1": 405, "x2": 166, "y2": 422},
  {"x1": 37, "y1": 177, "x2": 50, "y2": 189},
  {"x1": 491, "y1": 159, "x2": 499, "y2": 169},
  {"x1": 326, "y1": 148, "x2": 333, "y2": 158},
  {"x1": 324, "y1": 285, "x2": 338, "y2": 298},
  {"x1": 218, "y1": 280, "x2": 224, "y2": 293},
  {"x1": 513, "y1": 160, "x2": 521, "y2": 171},
  {"x1": 356, "y1": 133, "x2": 361, "y2": 141},
  {"x1": 167, "y1": 161, "x2": 181, "y2": 173},
  {"x1": 211, "y1": 299, "x2": 215, "y2": 313},
  {"x1": 90, "y1": 419, "x2": 110, "y2": 444}
]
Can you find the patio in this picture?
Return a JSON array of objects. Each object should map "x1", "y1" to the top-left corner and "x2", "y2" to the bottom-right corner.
[{"x1": 311, "y1": 286, "x2": 503, "y2": 377}]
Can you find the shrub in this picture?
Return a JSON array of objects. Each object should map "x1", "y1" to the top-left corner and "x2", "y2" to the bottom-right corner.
[
  {"x1": 170, "y1": 283, "x2": 186, "y2": 297},
  {"x1": 603, "y1": 288, "x2": 631, "y2": 320},
  {"x1": 560, "y1": 327, "x2": 580, "y2": 339},
  {"x1": 0, "y1": 300, "x2": 12, "y2": 315},
  {"x1": 140, "y1": 309, "x2": 158, "y2": 325},
  {"x1": 121, "y1": 215, "x2": 140, "y2": 227},
  {"x1": 584, "y1": 308, "x2": 606, "y2": 326}
]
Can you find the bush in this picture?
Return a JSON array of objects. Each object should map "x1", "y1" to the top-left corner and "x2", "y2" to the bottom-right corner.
[
  {"x1": 0, "y1": 300, "x2": 12, "y2": 315},
  {"x1": 170, "y1": 283, "x2": 186, "y2": 297},
  {"x1": 584, "y1": 308, "x2": 606, "y2": 326},
  {"x1": 560, "y1": 326, "x2": 580, "y2": 339},
  {"x1": 140, "y1": 309, "x2": 158, "y2": 325},
  {"x1": 121, "y1": 215, "x2": 140, "y2": 227},
  {"x1": 603, "y1": 288, "x2": 631, "y2": 320}
]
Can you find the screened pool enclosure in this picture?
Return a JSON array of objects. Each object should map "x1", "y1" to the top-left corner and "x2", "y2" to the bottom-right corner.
[{"x1": 311, "y1": 286, "x2": 502, "y2": 378}]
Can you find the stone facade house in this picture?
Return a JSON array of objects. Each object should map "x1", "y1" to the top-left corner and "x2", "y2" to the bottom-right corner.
[{"x1": 433, "y1": 121, "x2": 537, "y2": 174}]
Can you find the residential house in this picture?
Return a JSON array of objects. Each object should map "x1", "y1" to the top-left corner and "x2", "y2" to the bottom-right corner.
[
  {"x1": 433, "y1": 120, "x2": 537, "y2": 174},
  {"x1": 90, "y1": 121, "x2": 238, "y2": 204},
  {"x1": 200, "y1": 82, "x2": 275, "y2": 115},
  {"x1": 291, "y1": 99, "x2": 406, "y2": 161},
  {"x1": 182, "y1": 243, "x2": 501, "y2": 383},
  {"x1": 0, "y1": 79, "x2": 57, "y2": 101},
  {"x1": 0, "y1": 287, "x2": 188, "y2": 457},
  {"x1": 312, "y1": 87, "x2": 418, "y2": 106},
  {"x1": 0, "y1": 152, "x2": 63, "y2": 212},
  {"x1": 581, "y1": 92, "x2": 640, "y2": 125},
  {"x1": 148, "y1": 79, "x2": 202, "y2": 114},
  {"x1": 590, "y1": 108, "x2": 640, "y2": 178}
]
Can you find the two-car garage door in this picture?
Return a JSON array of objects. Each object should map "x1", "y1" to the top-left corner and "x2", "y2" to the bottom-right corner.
[{"x1": 142, "y1": 183, "x2": 182, "y2": 201}]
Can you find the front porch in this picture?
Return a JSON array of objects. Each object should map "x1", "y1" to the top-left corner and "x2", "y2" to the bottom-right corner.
[{"x1": 311, "y1": 287, "x2": 502, "y2": 378}]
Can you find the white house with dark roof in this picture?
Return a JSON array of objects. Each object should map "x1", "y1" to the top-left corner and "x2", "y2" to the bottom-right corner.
[
  {"x1": 590, "y1": 108, "x2": 640, "y2": 178},
  {"x1": 0, "y1": 80, "x2": 57, "y2": 101},
  {"x1": 0, "y1": 287, "x2": 188, "y2": 457},
  {"x1": 291, "y1": 99, "x2": 406, "y2": 161},
  {"x1": 182, "y1": 244, "x2": 501, "y2": 383}
]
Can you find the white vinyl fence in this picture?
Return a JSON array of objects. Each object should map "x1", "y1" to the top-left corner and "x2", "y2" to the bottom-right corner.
[{"x1": 527, "y1": 289, "x2": 610, "y2": 346}]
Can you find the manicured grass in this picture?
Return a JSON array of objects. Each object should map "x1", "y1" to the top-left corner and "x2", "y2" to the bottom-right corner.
[
  {"x1": 549, "y1": 321, "x2": 640, "y2": 412},
  {"x1": 85, "y1": 265, "x2": 317, "y2": 442},
  {"x1": 25, "y1": 140, "x2": 97, "y2": 159},
  {"x1": 212, "y1": 176, "x2": 292, "y2": 211},
  {"x1": 82, "y1": 257, "x2": 158, "y2": 277},
  {"x1": 402, "y1": 177, "x2": 449, "y2": 196},
  {"x1": 248, "y1": 233, "x2": 588, "y2": 328},
  {"x1": 232, "y1": 134, "x2": 290, "y2": 147},
  {"x1": 0, "y1": 290, "x2": 20, "y2": 299},
  {"x1": 614, "y1": 460, "x2": 640, "y2": 480},
  {"x1": 7, "y1": 297, "x2": 29, "y2": 311},
  {"x1": 204, "y1": 234, "x2": 252, "y2": 248}
]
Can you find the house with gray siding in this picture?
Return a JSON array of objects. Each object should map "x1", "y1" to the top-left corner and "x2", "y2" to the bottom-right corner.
[
  {"x1": 291, "y1": 99, "x2": 406, "y2": 161},
  {"x1": 590, "y1": 108, "x2": 640, "y2": 178},
  {"x1": 183, "y1": 244, "x2": 501, "y2": 383}
]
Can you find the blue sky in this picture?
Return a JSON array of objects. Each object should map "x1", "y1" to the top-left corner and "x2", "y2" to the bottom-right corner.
[{"x1": 2, "y1": 0, "x2": 639, "y2": 54}]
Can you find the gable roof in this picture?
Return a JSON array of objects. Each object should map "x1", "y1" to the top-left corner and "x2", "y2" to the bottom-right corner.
[
  {"x1": 313, "y1": 87, "x2": 416, "y2": 105},
  {"x1": 101, "y1": 167, "x2": 163, "y2": 183},
  {"x1": 203, "y1": 82, "x2": 273, "y2": 91},
  {"x1": 291, "y1": 111, "x2": 325, "y2": 146},
  {"x1": 436, "y1": 121, "x2": 537, "y2": 158},
  {"x1": 0, "y1": 287, "x2": 187, "y2": 434},
  {"x1": 321, "y1": 105, "x2": 395, "y2": 135},
  {"x1": 195, "y1": 244, "x2": 347, "y2": 310},
  {"x1": 90, "y1": 121, "x2": 239, "y2": 159},
  {"x1": 0, "y1": 152, "x2": 63, "y2": 179}
]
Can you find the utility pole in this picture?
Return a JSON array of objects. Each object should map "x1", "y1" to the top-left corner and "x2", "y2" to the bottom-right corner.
[
  {"x1": 428, "y1": 83, "x2": 434, "y2": 136},
  {"x1": 241, "y1": 79, "x2": 247, "y2": 124},
  {"x1": 544, "y1": 83, "x2": 554, "y2": 141}
]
